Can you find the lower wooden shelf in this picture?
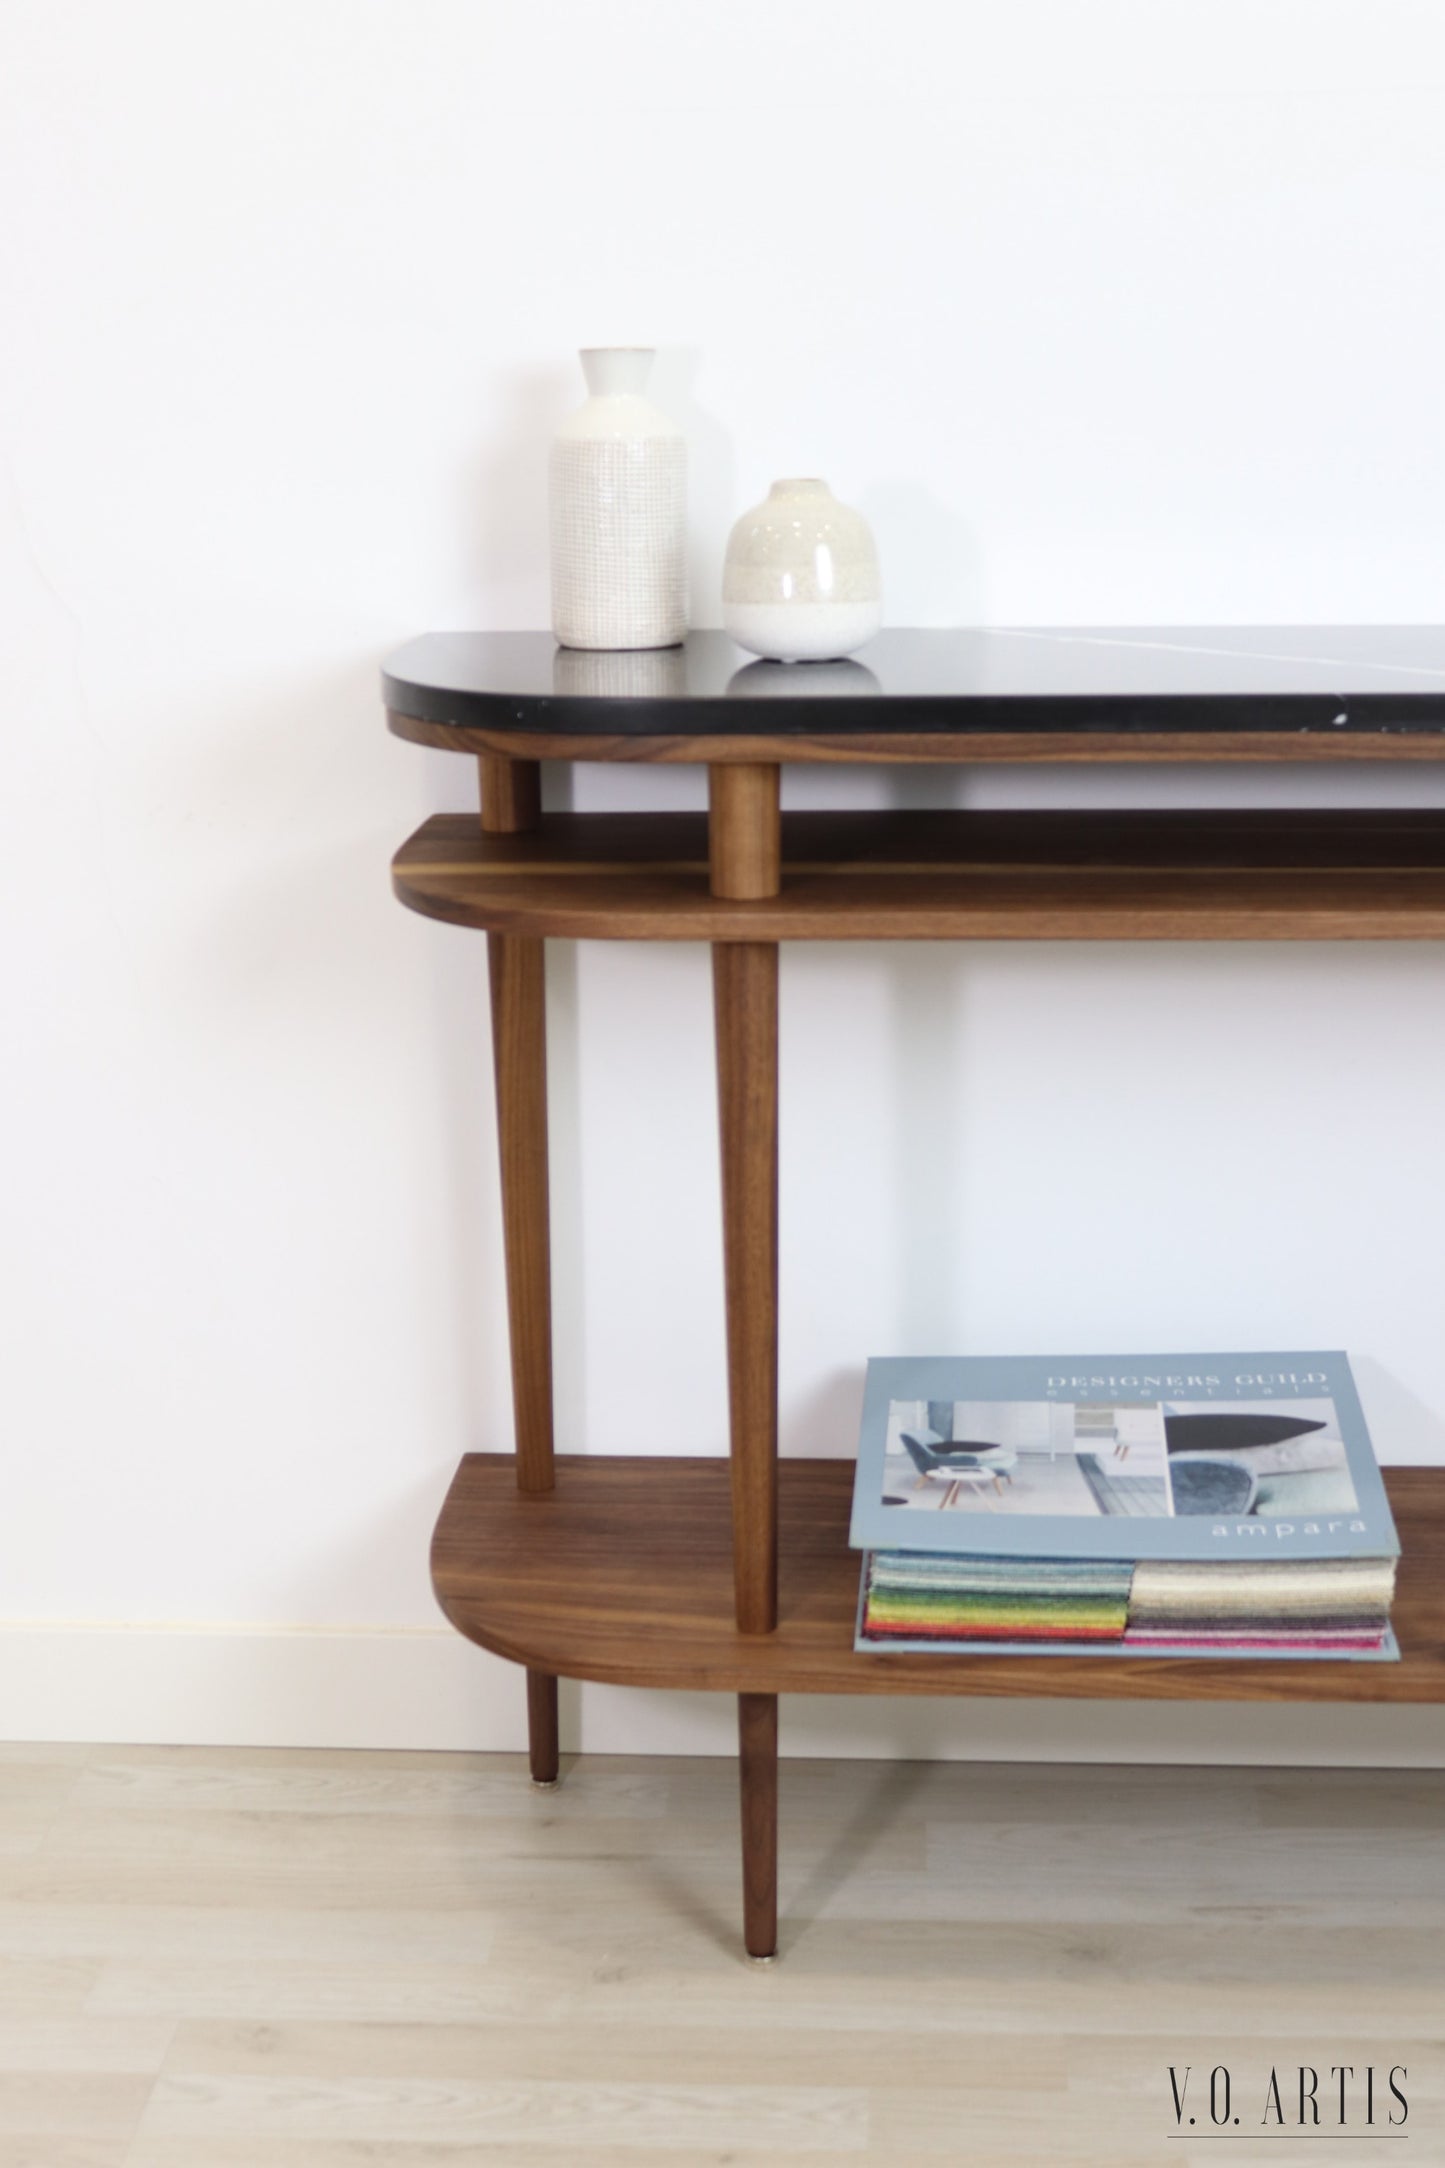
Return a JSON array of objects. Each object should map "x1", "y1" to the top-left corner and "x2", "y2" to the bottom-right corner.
[{"x1": 431, "y1": 1455, "x2": 1445, "y2": 1704}]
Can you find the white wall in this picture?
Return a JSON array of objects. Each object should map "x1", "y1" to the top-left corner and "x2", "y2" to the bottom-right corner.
[{"x1": 4, "y1": 0, "x2": 1445, "y2": 1760}]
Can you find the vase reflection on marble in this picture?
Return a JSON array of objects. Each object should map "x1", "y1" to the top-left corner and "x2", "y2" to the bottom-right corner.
[
  {"x1": 723, "y1": 478, "x2": 881, "y2": 662},
  {"x1": 727, "y1": 657, "x2": 881, "y2": 699},
  {"x1": 549, "y1": 348, "x2": 687, "y2": 651},
  {"x1": 552, "y1": 645, "x2": 688, "y2": 700}
]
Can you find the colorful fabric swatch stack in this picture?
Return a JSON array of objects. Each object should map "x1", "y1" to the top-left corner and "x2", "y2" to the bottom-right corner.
[
  {"x1": 856, "y1": 1551, "x2": 1399, "y2": 1656},
  {"x1": 860, "y1": 1554, "x2": 1133, "y2": 1644}
]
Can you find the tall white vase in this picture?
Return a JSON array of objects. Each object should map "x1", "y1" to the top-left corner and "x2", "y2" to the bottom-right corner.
[{"x1": 549, "y1": 348, "x2": 687, "y2": 651}]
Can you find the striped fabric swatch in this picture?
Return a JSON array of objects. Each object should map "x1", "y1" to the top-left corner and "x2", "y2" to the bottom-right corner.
[
  {"x1": 861, "y1": 1553, "x2": 1132, "y2": 1643},
  {"x1": 1128, "y1": 1557, "x2": 1396, "y2": 1623},
  {"x1": 1125, "y1": 1629, "x2": 1386, "y2": 1652}
]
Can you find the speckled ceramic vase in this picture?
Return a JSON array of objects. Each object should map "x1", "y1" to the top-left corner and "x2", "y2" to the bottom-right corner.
[
  {"x1": 549, "y1": 347, "x2": 687, "y2": 651},
  {"x1": 722, "y1": 478, "x2": 881, "y2": 662}
]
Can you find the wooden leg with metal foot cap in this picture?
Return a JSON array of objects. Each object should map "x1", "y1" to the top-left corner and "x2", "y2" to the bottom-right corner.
[
  {"x1": 527, "y1": 1671, "x2": 560, "y2": 1787},
  {"x1": 481, "y1": 757, "x2": 562, "y2": 1796},
  {"x1": 738, "y1": 1692, "x2": 778, "y2": 1960}
]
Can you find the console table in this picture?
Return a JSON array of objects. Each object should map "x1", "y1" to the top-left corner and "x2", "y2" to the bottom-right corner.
[{"x1": 384, "y1": 627, "x2": 1445, "y2": 1960}]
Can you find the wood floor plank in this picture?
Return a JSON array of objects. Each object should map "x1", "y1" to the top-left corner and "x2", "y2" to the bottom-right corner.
[
  {"x1": 158, "y1": 2017, "x2": 1068, "y2": 2091},
  {"x1": 0, "y1": 2020, "x2": 172, "y2": 2073},
  {"x1": 69, "y1": 1748, "x2": 667, "y2": 1821},
  {"x1": 0, "y1": 1960, "x2": 98, "y2": 2019},
  {"x1": 86, "y1": 1961, "x2": 511, "y2": 2025},
  {"x1": 132, "y1": 2072, "x2": 867, "y2": 2151},
  {"x1": 478, "y1": 1915, "x2": 1445, "y2": 2036},
  {"x1": 0, "y1": 1749, "x2": 1439, "y2": 2165},
  {"x1": 0, "y1": 2141, "x2": 135, "y2": 2168},
  {"x1": 41, "y1": 1802, "x2": 747, "y2": 1876},
  {"x1": 0, "y1": 2072, "x2": 153, "y2": 2139},
  {"x1": 0, "y1": 1903, "x2": 495, "y2": 1965},
  {"x1": 127, "y1": 2148, "x2": 870, "y2": 2168},
  {"x1": 0, "y1": 1757, "x2": 90, "y2": 1860}
]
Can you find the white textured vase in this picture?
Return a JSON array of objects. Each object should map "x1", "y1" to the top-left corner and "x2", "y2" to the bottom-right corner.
[
  {"x1": 549, "y1": 347, "x2": 687, "y2": 651},
  {"x1": 722, "y1": 478, "x2": 881, "y2": 662}
]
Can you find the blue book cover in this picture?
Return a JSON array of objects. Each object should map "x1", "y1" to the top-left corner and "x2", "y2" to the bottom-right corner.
[{"x1": 848, "y1": 1351, "x2": 1399, "y2": 1564}]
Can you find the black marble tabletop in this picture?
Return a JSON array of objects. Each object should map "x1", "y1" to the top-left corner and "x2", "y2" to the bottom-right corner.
[{"x1": 383, "y1": 628, "x2": 1445, "y2": 740}]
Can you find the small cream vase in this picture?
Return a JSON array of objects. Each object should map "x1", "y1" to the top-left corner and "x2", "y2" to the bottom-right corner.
[
  {"x1": 549, "y1": 348, "x2": 687, "y2": 651},
  {"x1": 722, "y1": 478, "x2": 881, "y2": 661}
]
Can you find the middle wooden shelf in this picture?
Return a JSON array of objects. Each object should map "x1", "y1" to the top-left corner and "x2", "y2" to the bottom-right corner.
[{"x1": 393, "y1": 809, "x2": 1445, "y2": 942}]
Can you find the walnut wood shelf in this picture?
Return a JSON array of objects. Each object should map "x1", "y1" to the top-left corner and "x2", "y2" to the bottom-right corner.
[
  {"x1": 394, "y1": 809, "x2": 1445, "y2": 943},
  {"x1": 433, "y1": 1456, "x2": 1445, "y2": 1705}
]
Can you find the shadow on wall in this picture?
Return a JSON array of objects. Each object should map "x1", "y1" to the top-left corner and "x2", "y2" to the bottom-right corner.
[
  {"x1": 780, "y1": 1365, "x2": 866, "y2": 1461},
  {"x1": 858, "y1": 480, "x2": 985, "y2": 624},
  {"x1": 888, "y1": 945, "x2": 970, "y2": 1345},
  {"x1": 543, "y1": 930, "x2": 589, "y2": 1456},
  {"x1": 650, "y1": 346, "x2": 734, "y2": 632},
  {"x1": 1353, "y1": 1360, "x2": 1445, "y2": 1465},
  {"x1": 150, "y1": 652, "x2": 513, "y2": 1547},
  {"x1": 470, "y1": 363, "x2": 573, "y2": 623}
]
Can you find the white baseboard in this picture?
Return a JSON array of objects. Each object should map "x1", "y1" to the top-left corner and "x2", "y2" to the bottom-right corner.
[{"x1": 1, "y1": 1623, "x2": 1441, "y2": 1764}]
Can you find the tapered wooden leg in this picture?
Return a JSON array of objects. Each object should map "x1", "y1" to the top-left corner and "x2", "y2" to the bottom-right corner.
[
  {"x1": 738, "y1": 1692, "x2": 778, "y2": 1960},
  {"x1": 487, "y1": 928, "x2": 554, "y2": 1498},
  {"x1": 711, "y1": 769, "x2": 783, "y2": 1951},
  {"x1": 710, "y1": 764, "x2": 781, "y2": 1637},
  {"x1": 713, "y1": 942, "x2": 779, "y2": 1633},
  {"x1": 527, "y1": 1671, "x2": 560, "y2": 1787},
  {"x1": 481, "y1": 755, "x2": 558, "y2": 1786}
]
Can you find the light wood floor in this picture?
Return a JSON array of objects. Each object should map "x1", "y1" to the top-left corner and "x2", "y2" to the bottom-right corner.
[{"x1": 0, "y1": 1742, "x2": 1440, "y2": 2166}]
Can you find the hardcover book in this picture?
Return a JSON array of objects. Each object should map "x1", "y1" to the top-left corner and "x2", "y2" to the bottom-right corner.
[{"x1": 848, "y1": 1351, "x2": 1400, "y2": 1565}]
